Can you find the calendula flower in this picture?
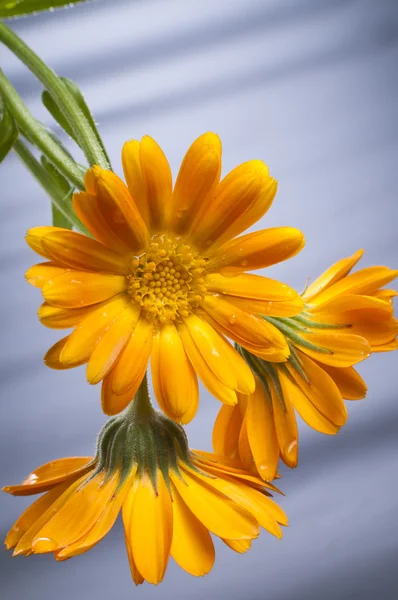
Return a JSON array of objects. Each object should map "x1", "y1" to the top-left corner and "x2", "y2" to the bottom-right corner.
[
  {"x1": 25, "y1": 133, "x2": 305, "y2": 423},
  {"x1": 213, "y1": 250, "x2": 398, "y2": 478},
  {"x1": 3, "y1": 379, "x2": 287, "y2": 586}
]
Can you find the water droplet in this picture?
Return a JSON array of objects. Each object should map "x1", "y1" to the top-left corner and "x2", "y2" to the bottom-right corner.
[
  {"x1": 229, "y1": 314, "x2": 237, "y2": 325},
  {"x1": 219, "y1": 266, "x2": 243, "y2": 277}
]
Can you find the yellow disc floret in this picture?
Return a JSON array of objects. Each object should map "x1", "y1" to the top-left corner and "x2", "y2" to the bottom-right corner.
[{"x1": 127, "y1": 235, "x2": 207, "y2": 323}]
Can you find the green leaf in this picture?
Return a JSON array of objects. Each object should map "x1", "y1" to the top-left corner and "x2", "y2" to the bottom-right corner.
[
  {"x1": 42, "y1": 89, "x2": 77, "y2": 142},
  {"x1": 0, "y1": 97, "x2": 18, "y2": 162},
  {"x1": 0, "y1": 0, "x2": 92, "y2": 19}
]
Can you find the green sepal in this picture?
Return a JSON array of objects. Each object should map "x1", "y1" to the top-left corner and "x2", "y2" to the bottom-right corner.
[
  {"x1": 0, "y1": 97, "x2": 18, "y2": 162},
  {"x1": 264, "y1": 316, "x2": 333, "y2": 355}
]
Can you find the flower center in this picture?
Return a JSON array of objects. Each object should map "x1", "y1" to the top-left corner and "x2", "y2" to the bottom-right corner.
[{"x1": 127, "y1": 235, "x2": 207, "y2": 323}]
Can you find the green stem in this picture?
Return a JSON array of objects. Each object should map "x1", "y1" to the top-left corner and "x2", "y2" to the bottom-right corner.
[
  {"x1": 14, "y1": 138, "x2": 87, "y2": 233},
  {"x1": 0, "y1": 70, "x2": 85, "y2": 189},
  {"x1": 127, "y1": 374, "x2": 154, "y2": 420},
  {"x1": 0, "y1": 23, "x2": 109, "y2": 170}
]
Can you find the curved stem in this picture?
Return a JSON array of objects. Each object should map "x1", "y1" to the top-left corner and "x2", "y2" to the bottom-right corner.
[
  {"x1": 0, "y1": 69, "x2": 85, "y2": 189},
  {"x1": 0, "y1": 23, "x2": 109, "y2": 170},
  {"x1": 127, "y1": 373, "x2": 154, "y2": 420}
]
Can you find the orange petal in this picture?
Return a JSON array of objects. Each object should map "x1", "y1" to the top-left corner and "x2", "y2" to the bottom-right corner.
[
  {"x1": 130, "y1": 473, "x2": 173, "y2": 585},
  {"x1": 170, "y1": 484, "x2": 215, "y2": 577},
  {"x1": 223, "y1": 538, "x2": 252, "y2": 553},
  {"x1": 280, "y1": 368, "x2": 339, "y2": 435},
  {"x1": 112, "y1": 317, "x2": 153, "y2": 394},
  {"x1": 246, "y1": 378, "x2": 279, "y2": 481},
  {"x1": 2, "y1": 457, "x2": 92, "y2": 497},
  {"x1": 42, "y1": 230, "x2": 130, "y2": 274},
  {"x1": 38, "y1": 303, "x2": 96, "y2": 329},
  {"x1": 122, "y1": 480, "x2": 145, "y2": 586},
  {"x1": 170, "y1": 132, "x2": 221, "y2": 234},
  {"x1": 212, "y1": 403, "x2": 244, "y2": 457},
  {"x1": 101, "y1": 371, "x2": 139, "y2": 416},
  {"x1": 298, "y1": 332, "x2": 371, "y2": 367},
  {"x1": 43, "y1": 271, "x2": 127, "y2": 308},
  {"x1": 60, "y1": 295, "x2": 129, "y2": 366},
  {"x1": 189, "y1": 160, "x2": 277, "y2": 251},
  {"x1": 88, "y1": 166, "x2": 149, "y2": 251},
  {"x1": 270, "y1": 377, "x2": 298, "y2": 468},
  {"x1": 303, "y1": 249, "x2": 364, "y2": 301},
  {"x1": 287, "y1": 352, "x2": 347, "y2": 426},
  {"x1": 202, "y1": 296, "x2": 289, "y2": 361},
  {"x1": 25, "y1": 262, "x2": 69, "y2": 289},
  {"x1": 207, "y1": 227, "x2": 305, "y2": 273},
  {"x1": 44, "y1": 336, "x2": 84, "y2": 370},
  {"x1": 122, "y1": 139, "x2": 148, "y2": 226},
  {"x1": 73, "y1": 192, "x2": 133, "y2": 253},
  {"x1": 178, "y1": 321, "x2": 238, "y2": 405},
  {"x1": 86, "y1": 304, "x2": 141, "y2": 384},
  {"x1": 151, "y1": 325, "x2": 199, "y2": 424},
  {"x1": 25, "y1": 226, "x2": 70, "y2": 260},
  {"x1": 319, "y1": 363, "x2": 367, "y2": 400},
  {"x1": 139, "y1": 136, "x2": 172, "y2": 232}
]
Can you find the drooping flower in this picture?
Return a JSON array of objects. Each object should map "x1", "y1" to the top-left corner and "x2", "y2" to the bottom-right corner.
[
  {"x1": 3, "y1": 380, "x2": 287, "y2": 586},
  {"x1": 25, "y1": 133, "x2": 305, "y2": 423},
  {"x1": 213, "y1": 250, "x2": 397, "y2": 478}
]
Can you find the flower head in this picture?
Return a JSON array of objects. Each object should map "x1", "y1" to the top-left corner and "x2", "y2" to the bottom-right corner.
[
  {"x1": 25, "y1": 133, "x2": 305, "y2": 423},
  {"x1": 213, "y1": 250, "x2": 397, "y2": 478},
  {"x1": 3, "y1": 382, "x2": 287, "y2": 586}
]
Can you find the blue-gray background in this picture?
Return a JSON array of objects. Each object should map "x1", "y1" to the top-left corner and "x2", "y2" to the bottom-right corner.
[{"x1": 1, "y1": 0, "x2": 397, "y2": 598}]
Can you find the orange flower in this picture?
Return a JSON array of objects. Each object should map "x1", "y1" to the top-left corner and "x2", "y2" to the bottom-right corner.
[
  {"x1": 3, "y1": 408, "x2": 287, "y2": 586},
  {"x1": 213, "y1": 250, "x2": 397, "y2": 477},
  {"x1": 26, "y1": 133, "x2": 305, "y2": 423}
]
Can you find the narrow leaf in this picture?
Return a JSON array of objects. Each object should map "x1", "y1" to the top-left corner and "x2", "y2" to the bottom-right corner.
[
  {"x1": 0, "y1": 1, "x2": 92, "y2": 19},
  {"x1": 0, "y1": 98, "x2": 18, "y2": 162}
]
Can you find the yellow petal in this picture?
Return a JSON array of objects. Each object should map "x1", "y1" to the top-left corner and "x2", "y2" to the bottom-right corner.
[
  {"x1": 189, "y1": 160, "x2": 277, "y2": 251},
  {"x1": 43, "y1": 271, "x2": 127, "y2": 309},
  {"x1": 172, "y1": 467, "x2": 259, "y2": 540},
  {"x1": 25, "y1": 262, "x2": 69, "y2": 289},
  {"x1": 139, "y1": 135, "x2": 173, "y2": 232},
  {"x1": 212, "y1": 404, "x2": 244, "y2": 457},
  {"x1": 44, "y1": 336, "x2": 84, "y2": 370},
  {"x1": 287, "y1": 352, "x2": 347, "y2": 426},
  {"x1": 89, "y1": 166, "x2": 150, "y2": 252},
  {"x1": 151, "y1": 325, "x2": 199, "y2": 424},
  {"x1": 310, "y1": 293, "x2": 394, "y2": 317},
  {"x1": 309, "y1": 266, "x2": 398, "y2": 308},
  {"x1": 205, "y1": 273, "x2": 304, "y2": 317},
  {"x1": 101, "y1": 371, "x2": 139, "y2": 416},
  {"x1": 202, "y1": 296, "x2": 289, "y2": 361},
  {"x1": 86, "y1": 304, "x2": 141, "y2": 384},
  {"x1": 38, "y1": 303, "x2": 95, "y2": 330},
  {"x1": 60, "y1": 295, "x2": 129, "y2": 366},
  {"x1": 170, "y1": 484, "x2": 215, "y2": 577},
  {"x1": 25, "y1": 226, "x2": 69, "y2": 260},
  {"x1": 280, "y1": 368, "x2": 339, "y2": 435},
  {"x1": 372, "y1": 338, "x2": 398, "y2": 352},
  {"x1": 183, "y1": 314, "x2": 238, "y2": 390},
  {"x1": 42, "y1": 230, "x2": 130, "y2": 274},
  {"x1": 73, "y1": 192, "x2": 133, "y2": 254},
  {"x1": 122, "y1": 139, "x2": 148, "y2": 226},
  {"x1": 246, "y1": 379, "x2": 279, "y2": 481},
  {"x1": 171, "y1": 132, "x2": 221, "y2": 234},
  {"x1": 303, "y1": 249, "x2": 364, "y2": 301},
  {"x1": 211, "y1": 332, "x2": 255, "y2": 394},
  {"x1": 319, "y1": 363, "x2": 367, "y2": 400},
  {"x1": 238, "y1": 411, "x2": 254, "y2": 470},
  {"x1": 3, "y1": 457, "x2": 92, "y2": 496},
  {"x1": 130, "y1": 473, "x2": 173, "y2": 585},
  {"x1": 178, "y1": 321, "x2": 238, "y2": 405},
  {"x1": 5, "y1": 483, "x2": 69, "y2": 551},
  {"x1": 222, "y1": 538, "x2": 252, "y2": 553},
  {"x1": 298, "y1": 332, "x2": 371, "y2": 367},
  {"x1": 112, "y1": 317, "x2": 153, "y2": 394},
  {"x1": 56, "y1": 470, "x2": 135, "y2": 560},
  {"x1": 207, "y1": 227, "x2": 305, "y2": 273},
  {"x1": 270, "y1": 378, "x2": 298, "y2": 468},
  {"x1": 13, "y1": 476, "x2": 86, "y2": 556},
  {"x1": 186, "y1": 467, "x2": 284, "y2": 539},
  {"x1": 32, "y1": 472, "x2": 119, "y2": 553}
]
